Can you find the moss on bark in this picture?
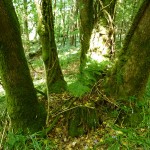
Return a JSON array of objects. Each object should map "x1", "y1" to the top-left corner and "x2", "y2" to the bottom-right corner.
[
  {"x1": 104, "y1": 0, "x2": 150, "y2": 127},
  {"x1": 0, "y1": 0, "x2": 46, "y2": 133},
  {"x1": 79, "y1": 0, "x2": 117, "y2": 71},
  {"x1": 105, "y1": 0, "x2": 150, "y2": 100},
  {"x1": 38, "y1": 0, "x2": 66, "y2": 94},
  {"x1": 79, "y1": 0, "x2": 94, "y2": 71},
  {"x1": 67, "y1": 106, "x2": 100, "y2": 137}
]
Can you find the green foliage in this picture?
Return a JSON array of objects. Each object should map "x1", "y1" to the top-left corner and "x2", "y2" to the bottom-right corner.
[
  {"x1": 58, "y1": 46, "x2": 80, "y2": 69},
  {"x1": 53, "y1": 0, "x2": 80, "y2": 46},
  {"x1": 4, "y1": 0, "x2": 150, "y2": 148},
  {"x1": 5, "y1": 132, "x2": 27, "y2": 150},
  {"x1": 115, "y1": 0, "x2": 143, "y2": 50},
  {"x1": 68, "y1": 60, "x2": 110, "y2": 97},
  {"x1": 81, "y1": 60, "x2": 110, "y2": 85},
  {"x1": 95, "y1": 125, "x2": 150, "y2": 149},
  {"x1": 96, "y1": 78, "x2": 150, "y2": 149},
  {"x1": 0, "y1": 95, "x2": 5, "y2": 111},
  {"x1": 3, "y1": 132, "x2": 57, "y2": 150},
  {"x1": 68, "y1": 80, "x2": 90, "y2": 97},
  {"x1": 13, "y1": 0, "x2": 38, "y2": 42},
  {"x1": 94, "y1": 97, "x2": 150, "y2": 149}
]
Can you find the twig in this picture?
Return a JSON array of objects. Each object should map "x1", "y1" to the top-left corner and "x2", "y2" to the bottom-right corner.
[
  {"x1": 50, "y1": 96, "x2": 75, "y2": 115},
  {"x1": 99, "y1": 0, "x2": 114, "y2": 12},
  {"x1": 52, "y1": 105, "x2": 95, "y2": 118},
  {"x1": 35, "y1": 88, "x2": 47, "y2": 98},
  {"x1": 0, "y1": 120, "x2": 8, "y2": 149},
  {"x1": 97, "y1": 88, "x2": 119, "y2": 107},
  {"x1": 34, "y1": 115, "x2": 61, "y2": 137},
  {"x1": 28, "y1": 61, "x2": 43, "y2": 74}
]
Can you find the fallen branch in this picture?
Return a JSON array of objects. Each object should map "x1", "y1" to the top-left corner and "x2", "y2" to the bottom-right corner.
[{"x1": 52, "y1": 105, "x2": 95, "y2": 118}]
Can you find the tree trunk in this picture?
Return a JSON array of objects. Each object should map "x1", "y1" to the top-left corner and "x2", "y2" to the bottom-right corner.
[
  {"x1": 23, "y1": 0, "x2": 30, "y2": 51},
  {"x1": 0, "y1": 0, "x2": 46, "y2": 133},
  {"x1": 35, "y1": 0, "x2": 66, "y2": 94},
  {"x1": 104, "y1": 1, "x2": 150, "y2": 127},
  {"x1": 105, "y1": 0, "x2": 150, "y2": 100},
  {"x1": 35, "y1": 0, "x2": 66, "y2": 123},
  {"x1": 78, "y1": 0, "x2": 94, "y2": 71},
  {"x1": 79, "y1": 0, "x2": 117, "y2": 72},
  {"x1": 69, "y1": 2, "x2": 79, "y2": 47}
]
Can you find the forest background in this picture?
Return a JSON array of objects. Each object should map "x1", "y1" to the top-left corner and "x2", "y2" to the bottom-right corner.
[{"x1": 0, "y1": 0, "x2": 150, "y2": 149}]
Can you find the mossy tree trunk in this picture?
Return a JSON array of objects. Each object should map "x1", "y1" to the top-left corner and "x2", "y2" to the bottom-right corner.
[
  {"x1": 35, "y1": 0, "x2": 66, "y2": 94},
  {"x1": 78, "y1": 0, "x2": 94, "y2": 71},
  {"x1": 0, "y1": 0, "x2": 46, "y2": 133},
  {"x1": 105, "y1": 1, "x2": 150, "y2": 126},
  {"x1": 105, "y1": 0, "x2": 150, "y2": 100},
  {"x1": 79, "y1": 0, "x2": 117, "y2": 72},
  {"x1": 35, "y1": 0, "x2": 66, "y2": 123}
]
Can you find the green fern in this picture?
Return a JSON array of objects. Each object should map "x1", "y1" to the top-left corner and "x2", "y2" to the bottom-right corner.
[
  {"x1": 80, "y1": 60, "x2": 110, "y2": 86},
  {"x1": 68, "y1": 60, "x2": 110, "y2": 97},
  {"x1": 68, "y1": 81, "x2": 90, "y2": 97}
]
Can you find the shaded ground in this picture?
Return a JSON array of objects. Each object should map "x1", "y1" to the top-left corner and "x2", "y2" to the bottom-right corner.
[{"x1": 0, "y1": 46, "x2": 150, "y2": 149}]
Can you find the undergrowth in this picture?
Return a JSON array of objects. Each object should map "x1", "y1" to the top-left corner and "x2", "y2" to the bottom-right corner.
[
  {"x1": 0, "y1": 46, "x2": 150, "y2": 149},
  {"x1": 0, "y1": 97, "x2": 149, "y2": 149},
  {"x1": 2, "y1": 131, "x2": 57, "y2": 150},
  {"x1": 0, "y1": 86, "x2": 150, "y2": 149},
  {"x1": 68, "y1": 60, "x2": 110, "y2": 97}
]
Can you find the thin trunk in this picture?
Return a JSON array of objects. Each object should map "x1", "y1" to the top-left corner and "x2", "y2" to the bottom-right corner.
[
  {"x1": 35, "y1": 0, "x2": 66, "y2": 95},
  {"x1": 79, "y1": 0, "x2": 94, "y2": 71},
  {"x1": 70, "y1": 1, "x2": 79, "y2": 46},
  {"x1": 79, "y1": 0, "x2": 117, "y2": 72},
  {"x1": 42, "y1": 0, "x2": 66, "y2": 94},
  {"x1": 23, "y1": 0, "x2": 30, "y2": 51}
]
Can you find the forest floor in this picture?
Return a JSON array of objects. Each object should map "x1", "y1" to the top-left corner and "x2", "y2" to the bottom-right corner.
[
  {"x1": 28, "y1": 46, "x2": 150, "y2": 149},
  {"x1": 42, "y1": 92, "x2": 149, "y2": 150},
  {"x1": 0, "y1": 45, "x2": 150, "y2": 149}
]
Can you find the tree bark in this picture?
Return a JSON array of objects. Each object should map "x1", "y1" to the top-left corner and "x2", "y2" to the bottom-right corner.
[
  {"x1": 79, "y1": 0, "x2": 117, "y2": 72},
  {"x1": 0, "y1": 0, "x2": 46, "y2": 133},
  {"x1": 105, "y1": 0, "x2": 150, "y2": 101},
  {"x1": 35, "y1": 0, "x2": 66, "y2": 95},
  {"x1": 23, "y1": 0, "x2": 30, "y2": 51},
  {"x1": 78, "y1": 0, "x2": 94, "y2": 71}
]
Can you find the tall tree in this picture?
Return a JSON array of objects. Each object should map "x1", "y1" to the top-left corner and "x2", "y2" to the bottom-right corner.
[
  {"x1": 90, "y1": 0, "x2": 117, "y2": 59},
  {"x1": 35, "y1": 0, "x2": 66, "y2": 95},
  {"x1": 115, "y1": 0, "x2": 143, "y2": 50},
  {"x1": 0, "y1": 0, "x2": 46, "y2": 133},
  {"x1": 104, "y1": 0, "x2": 150, "y2": 126},
  {"x1": 78, "y1": 0, "x2": 94, "y2": 71},
  {"x1": 23, "y1": 0, "x2": 30, "y2": 51},
  {"x1": 69, "y1": 0, "x2": 79, "y2": 46},
  {"x1": 106, "y1": 0, "x2": 150, "y2": 100},
  {"x1": 34, "y1": 0, "x2": 67, "y2": 122},
  {"x1": 79, "y1": 0, "x2": 117, "y2": 72}
]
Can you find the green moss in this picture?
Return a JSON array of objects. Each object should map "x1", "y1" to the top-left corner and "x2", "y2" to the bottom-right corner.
[
  {"x1": 116, "y1": 108, "x2": 143, "y2": 128},
  {"x1": 48, "y1": 79, "x2": 67, "y2": 94},
  {"x1": 68, "y1": 106, "x2": 99, "y2": 137},
  {"x1": 0, "y1": 0, "x2": 47, "y2": 134},
  {"x1": 122, "y1": 0, "x2": 149, "y2": 53}
]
